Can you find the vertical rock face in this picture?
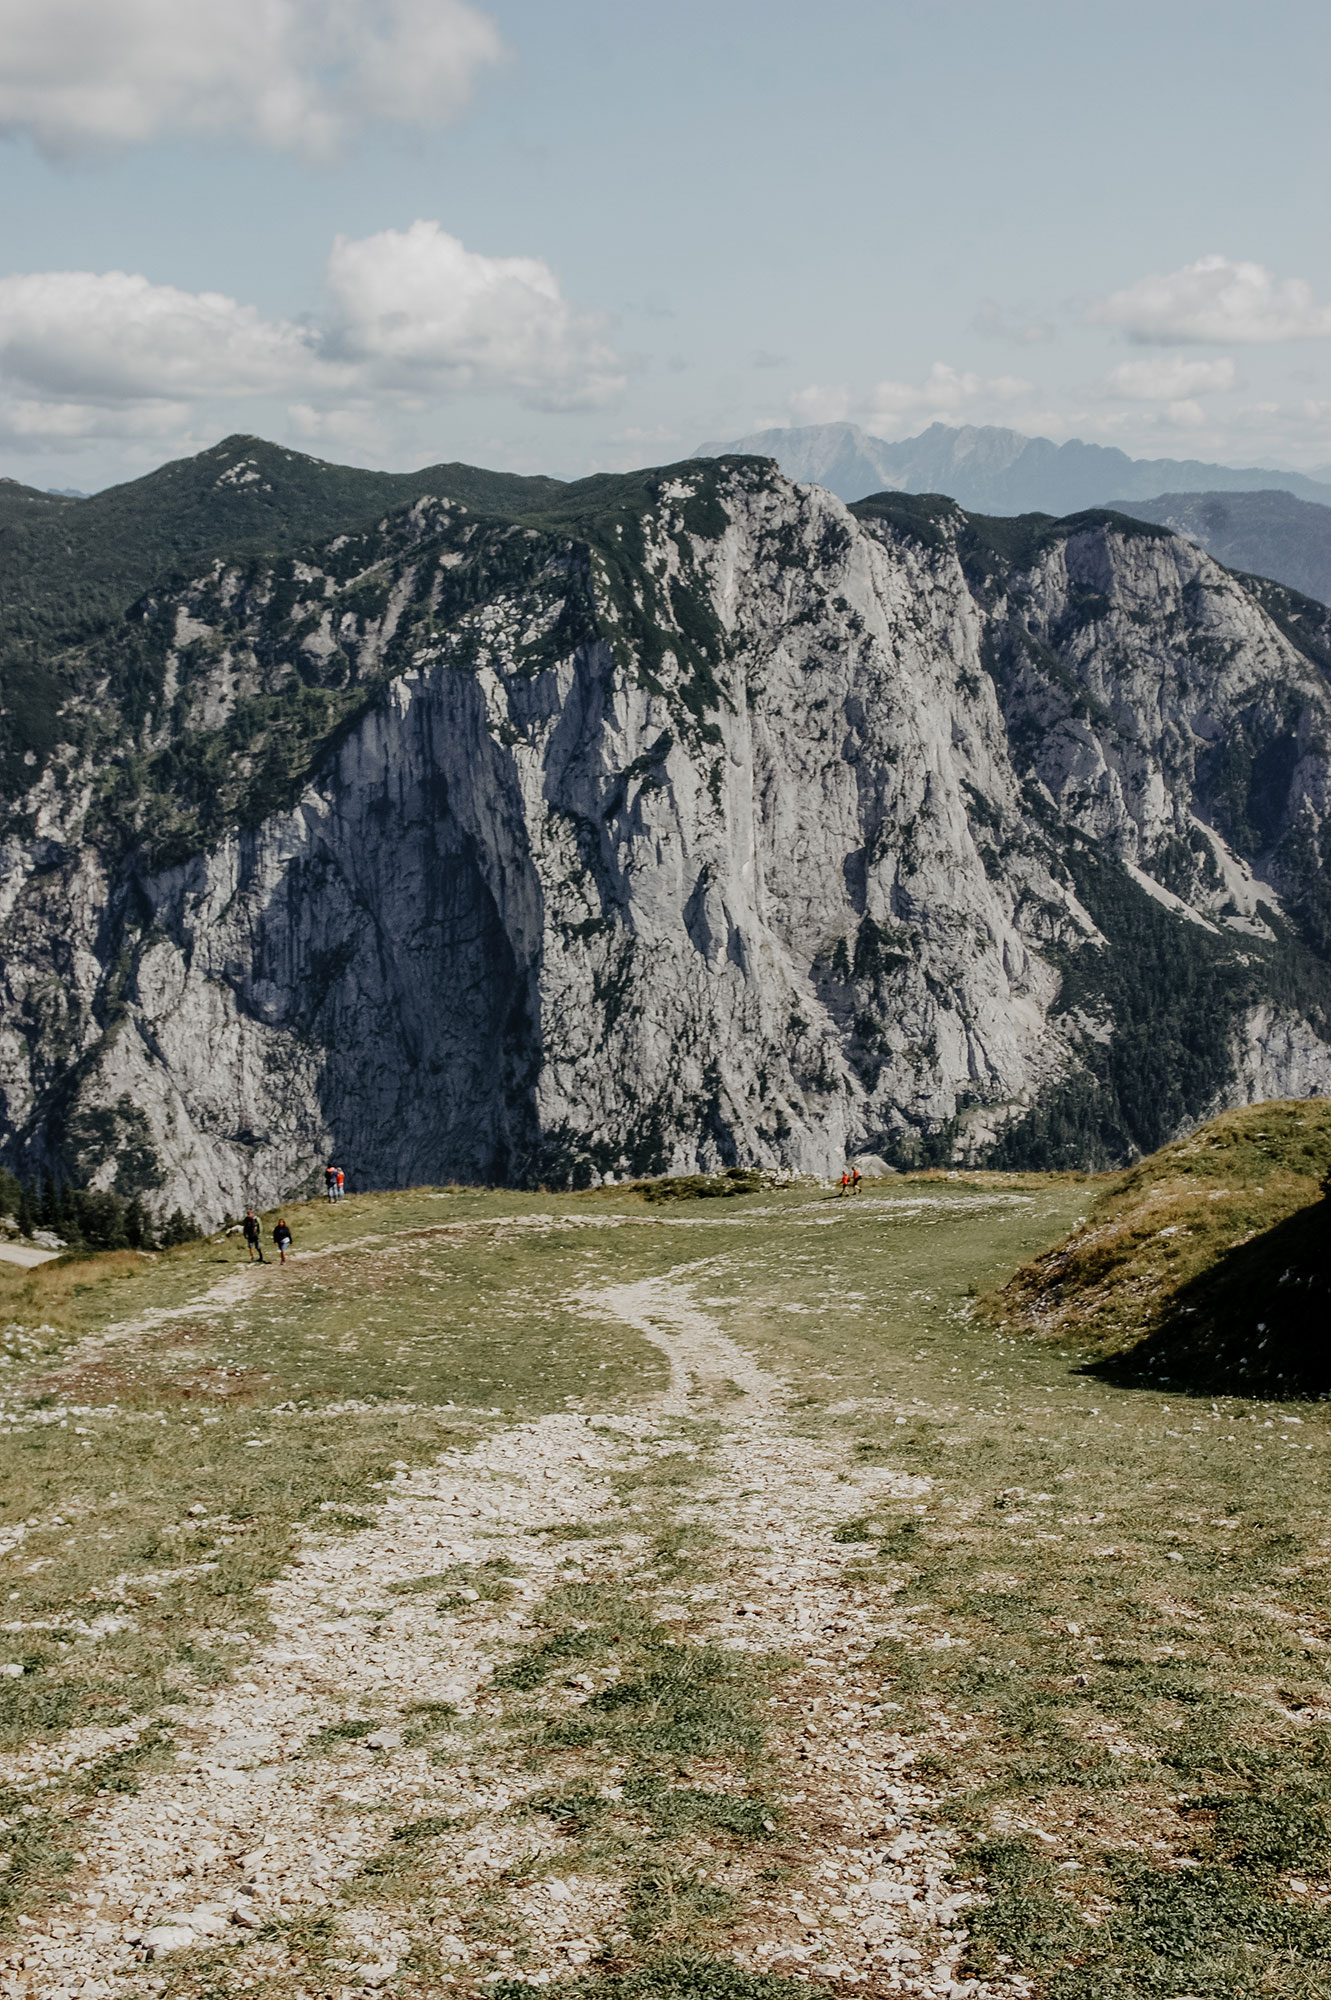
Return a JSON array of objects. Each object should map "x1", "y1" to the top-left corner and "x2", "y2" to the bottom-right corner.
[{"x1": 1, "y1": 456, "x2": 1330, "y2": 1220}]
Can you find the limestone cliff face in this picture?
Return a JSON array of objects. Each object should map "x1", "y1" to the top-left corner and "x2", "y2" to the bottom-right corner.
[{"x1": 2, "y1": 459, "x2": 1330, "y2": 1218}]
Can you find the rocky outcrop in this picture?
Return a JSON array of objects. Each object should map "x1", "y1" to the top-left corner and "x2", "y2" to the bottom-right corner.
[{"x1": 2, "y1": 456, "x2": 1330, "y2": 1220}]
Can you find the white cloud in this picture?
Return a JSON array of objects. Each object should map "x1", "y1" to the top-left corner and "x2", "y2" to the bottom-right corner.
[
  {"x1": 1103, "y1": 355, "x2": 1236, "y2": 401},
  {"x1": 1093, "y1": 255, "x2": 1331, "y2": 345},
  {"x1": 0, "y1": 394, "x2": 193, "y2": 445},
  {"x1": 0, "y1": 269, "x2": 321, "y2": 402},
  {"x1": 324, "y1": 221, "x2": 624, "y2": 410},
  {"x1": 0, "y1": 226, "x2": 622, "y2": 444},
  {"x1": 0, "y1": 0, "x2": 502, "y2": 160},
  {"x1": 867, "y1": 363, "x2": 984, "y2": 424}
]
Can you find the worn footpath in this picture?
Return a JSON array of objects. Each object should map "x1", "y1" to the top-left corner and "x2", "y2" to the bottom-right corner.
[{"x1": 0, "y1": 1263, "x2": 1021, "y2": 2000}]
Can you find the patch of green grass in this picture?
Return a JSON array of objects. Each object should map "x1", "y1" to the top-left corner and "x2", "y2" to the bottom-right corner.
[
  {"x1": 391, "y1": 1813, "x2": 461, "y2": 1843},
  {"x1": 1042, "y1": 1855, "x2": 1331, "y2": 1997},
  {"x1": 0, "y1": 1810, "x2": 76, "y2": 1918},
  {"x1": 256, "y1": 1907, "x2": 339, "y2": 1956},
  {"x1": 493, "y1": 1958, "x2": 813, "y2": 2000},
  {"x1": 625, "y1": 1773, "x2": 779, "y2": 1843},
  {"x1": 1209, "y1": 1791, "x2": 1331, "y2": 1877},
  {"x1": 402, "y1": 1699, "x2": 458, "y2": 1728},
  {"x1": 960, "y1": 1837, "x2": 1086, "y2": 1975},
  {"x1": 518, "y1": 1789, "x2": 611, "y2": 1836},
  {"x1": 830, "y1": 1516, "x2": 878, "y2": 1543},
  {"x1": 626, "y1": 1863, "x2": 739, "y2": 1942},
  {"x1": 391, "y1": 1557, "x2": 519, "y2": 1608},
  {"x1": 303, "y1": 1716, "x2": 381, "y2": 1751},
  {"x1": 553, "y1": 1643, "x2": 767, "y2": 1761}
]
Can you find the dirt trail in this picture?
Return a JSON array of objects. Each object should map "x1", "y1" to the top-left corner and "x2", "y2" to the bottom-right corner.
[
  {"x1": 577, "y1": 1266, "x2": 780, "y2": 1415},
  {"x1": 4, "y1": 1256, "x2": 1011, "y2": 2000}
]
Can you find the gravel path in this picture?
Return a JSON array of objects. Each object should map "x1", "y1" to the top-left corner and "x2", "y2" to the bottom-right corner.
[{"x1": 1, "y1": 1265, "x2": 1016, "y2": 2000}]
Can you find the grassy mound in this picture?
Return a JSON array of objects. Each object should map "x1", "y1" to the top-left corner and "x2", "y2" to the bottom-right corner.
[
  {"x1": 987, "y1": 1099, "x2": 1331, "y2": 1396},
  {"x1": 635, "y1": 1168, "x2": 770, "y2": 1204}
]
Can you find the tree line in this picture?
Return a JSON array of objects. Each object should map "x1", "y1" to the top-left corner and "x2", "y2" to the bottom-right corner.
[{"x1": 0, "y1": 1169, "x2": 200, "y2": 1254}]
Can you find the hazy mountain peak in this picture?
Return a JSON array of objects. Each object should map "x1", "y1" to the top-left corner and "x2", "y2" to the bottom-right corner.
[{"x1": 696, "y1": 419, "x2": 1331, "y2": 518}]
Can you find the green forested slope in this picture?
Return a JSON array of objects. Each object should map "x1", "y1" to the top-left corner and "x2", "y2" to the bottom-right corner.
[{"x1": 0, "y1": 435, "x2": 568, "y2": 789}]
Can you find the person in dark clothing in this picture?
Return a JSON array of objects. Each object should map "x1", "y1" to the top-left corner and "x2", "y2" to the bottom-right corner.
[
  {"x1": 273, "y1": 1217, "x2": 293, "y2": 1264},
  {"x1": 324, "y1": 1165, "x2": 337, "y2": 1202},
  {"x1": 242, "y1": 1209, "x2": 264, "y2": 1262}
]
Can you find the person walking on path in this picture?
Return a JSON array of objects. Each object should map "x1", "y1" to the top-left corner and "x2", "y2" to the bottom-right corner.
[
  {"x1": 851, "y1": 1165, "x2": 862, "y2": 1194},
  {"x1": 242, "y1": 1208, "x2": 265, "y2": 1262},
  {"x1": 324, "y1": 1165, "x2": 337, "y2": 1202},
  {"x1": 273, "y1": 1217, "x2": 293, "y2": 1264},
  {"x1": 837, "y1": 1170, "x2": 850, "y2": 1197},
  {"x1": 335, "y1": 1167, "x2": 345, "y2": 1201}
]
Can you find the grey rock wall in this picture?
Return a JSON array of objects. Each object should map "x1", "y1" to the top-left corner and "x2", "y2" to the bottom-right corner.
[{"x1": 2, "y1": 460, "x2": 1329, "y2": 1220}]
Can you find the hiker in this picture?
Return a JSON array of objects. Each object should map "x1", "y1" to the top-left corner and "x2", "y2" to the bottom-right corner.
[
  {"x1": 335, "y1": 1166, "x2": 345, "y2": 1201},
  {"x1": 838, "y1": 1170, "x2": 850, "y2": 1197},
  {"x1": 273, "y1": 1216, "x2": 293, "y2": 1264},
  {"x1": 324, "y1": 1164, "x2": 337, "y2": 1202},
  {"x1": 242, "y1": 1208, "x2": 264, "y2": 1262},
  {"x1": 851, "y1": 1165, "x2": 862, "y2": 1194}
]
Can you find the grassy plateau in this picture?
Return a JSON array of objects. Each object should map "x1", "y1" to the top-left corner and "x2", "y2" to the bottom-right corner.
[{"x1": 0, "y1": 1106, "x2": 1325, "y2": 2000}]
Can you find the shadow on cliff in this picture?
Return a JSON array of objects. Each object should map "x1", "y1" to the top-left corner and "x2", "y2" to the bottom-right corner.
[{"x1": 1088, "y1": 1198, "x2": 1330, "y2": 1400}]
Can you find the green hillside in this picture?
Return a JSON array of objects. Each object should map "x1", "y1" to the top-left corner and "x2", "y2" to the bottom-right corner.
[
  {"x1": 0, "y1": 446, "x2": 756, "y2": 817},
  {"x1": 988, "y1": 1100, "x2": 1331, "y2": 1395},
  {"x1": 0, "y1": 474, "x2": 79, "y2": 521},
  {"x1": 0, "y1": 434, "x2": 569, "y2": 793},
  {"x1": 0, "y1": 434, "x2": 566, "y2": 657}
]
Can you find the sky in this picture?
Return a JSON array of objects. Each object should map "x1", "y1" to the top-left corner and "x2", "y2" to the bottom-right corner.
[{"x1": 2, "y1": 0, "x2": 1331, "y2": 492}]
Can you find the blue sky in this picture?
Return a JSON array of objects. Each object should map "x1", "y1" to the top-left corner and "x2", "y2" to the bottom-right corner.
[{"x1": 2, "y1": 0, "x2": 1330, "y2": 490}]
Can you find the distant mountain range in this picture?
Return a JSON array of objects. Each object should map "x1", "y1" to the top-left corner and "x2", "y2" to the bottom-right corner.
[{"x1": 696, "y1": 420, "x2": 1331, "y2": 516}]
